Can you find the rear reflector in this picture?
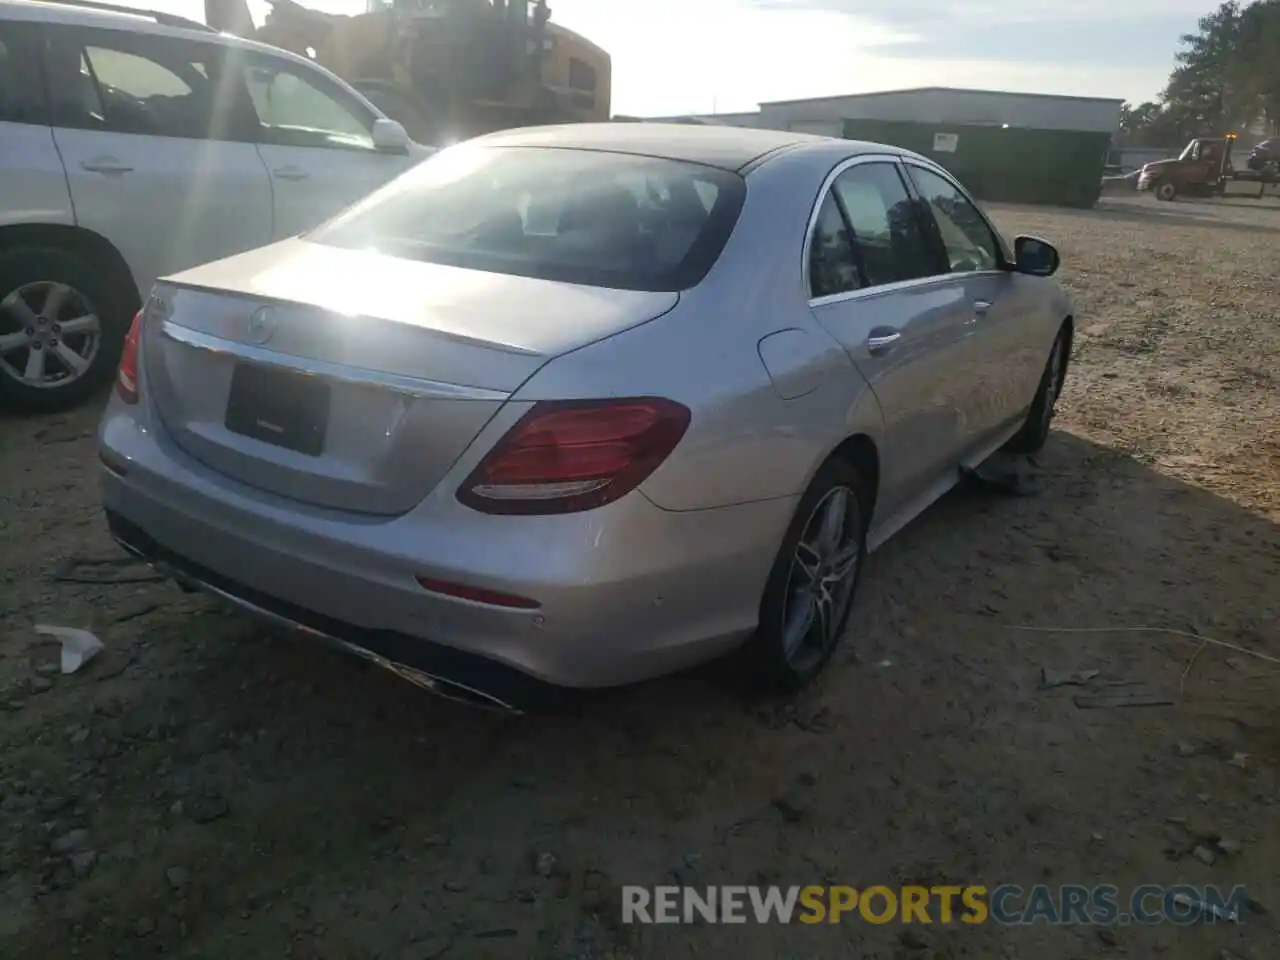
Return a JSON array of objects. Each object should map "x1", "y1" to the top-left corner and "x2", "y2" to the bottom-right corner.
[
  {"x1": 456, "y1": 398, "x2": 691, "y2": 515},
  {"x1": 415, "y1": 576, "x2": 541, "y2": 610}
]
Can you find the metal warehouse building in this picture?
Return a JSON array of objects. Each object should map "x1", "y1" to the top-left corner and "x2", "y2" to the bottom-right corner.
[{"x1": 642, "y1": 87, "x2": 1125, "y2": 207}]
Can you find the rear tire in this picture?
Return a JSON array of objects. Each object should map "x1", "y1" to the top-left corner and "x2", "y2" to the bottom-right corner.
[
  {"x1": 741, "y1": 458, "x2": 868, "y2": 693},
  {"x1": 1004, "y1": 326, "x2": 1070, "y2": 455},
  {"x1": 0, "y1": 246, "x2": 132, "y2": 414}
]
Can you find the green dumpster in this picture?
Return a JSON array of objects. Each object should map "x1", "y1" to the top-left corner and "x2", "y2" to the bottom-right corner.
[{"x1": 842, "y1": 119, "x2": 1112, "y2": 208}]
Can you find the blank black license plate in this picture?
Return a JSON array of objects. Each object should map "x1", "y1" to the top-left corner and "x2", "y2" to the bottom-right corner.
[{"x1": 224, "y1": 363, "x2": 330, "y2": 456}]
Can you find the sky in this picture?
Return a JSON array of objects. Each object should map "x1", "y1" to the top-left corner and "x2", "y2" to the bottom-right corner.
[{"x1": 146, "y1": 0, "x2": 1217, "y2": 116}]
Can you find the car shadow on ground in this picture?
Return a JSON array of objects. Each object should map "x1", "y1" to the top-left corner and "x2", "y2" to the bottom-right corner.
[{"x1": 13, "y1": 427, "x2": 1276, "y2": 959}]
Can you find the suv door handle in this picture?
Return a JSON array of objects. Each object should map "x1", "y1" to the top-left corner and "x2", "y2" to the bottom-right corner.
[
  {"x1": 866, "y1": 330, "x2": 902, "y2": 354},
  {"x1": 272, "y1": 166, "x2": 310, "y2": 181},
  {"x1": 79, "y1": 158, "x2": 133, "y2": 175},
  {"x1": 972, "y1": 299, "x2": 992, "y2": 315}
]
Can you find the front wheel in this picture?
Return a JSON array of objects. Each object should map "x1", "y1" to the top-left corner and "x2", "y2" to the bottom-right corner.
[
  {"x1": 742, "y1": 459, "x2": 868, "y2": 693},
  {"x1": 1004, "y1": 327, "x2": 1070, "y2": 455},
  {"x1": 1154, "y1": 180, "x2": 1177, "y2": 201}
]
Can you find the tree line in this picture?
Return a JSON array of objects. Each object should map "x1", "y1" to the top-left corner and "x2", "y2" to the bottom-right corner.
[{"x1": 1120, "y1": 0, "x2": 1279, "y2": 146}]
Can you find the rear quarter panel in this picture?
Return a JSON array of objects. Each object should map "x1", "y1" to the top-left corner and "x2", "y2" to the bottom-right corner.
[{"x1": 510, "y1": 145, "x2": 888, "y2": 513}]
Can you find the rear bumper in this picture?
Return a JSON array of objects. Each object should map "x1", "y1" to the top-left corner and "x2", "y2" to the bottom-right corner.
[
  {"x1": 104, "y1": 508, "x2": 553, "y2": 712},
  {"x1": 98, "y1": 397, "x2": 794, "y2": 702}
]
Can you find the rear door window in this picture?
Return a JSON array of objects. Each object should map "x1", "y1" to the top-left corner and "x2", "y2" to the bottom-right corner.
[
  {"x1": 310, "y1": 145, "x2": 747, "y2": 292},
  {"x1": 44, "y1": 27, "x2": 254, "y2": 141},
  {"x1": 0, "y1": 20, "x2": 48, "y2": 125},
  {"x1": 831, "y1": 162, "x2": 935, "y2": 287}
]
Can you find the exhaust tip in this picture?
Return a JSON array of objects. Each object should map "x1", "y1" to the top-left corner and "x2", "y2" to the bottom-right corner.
[{"x1": 387, "y1": 663, "x2": 524, "y2": 714}]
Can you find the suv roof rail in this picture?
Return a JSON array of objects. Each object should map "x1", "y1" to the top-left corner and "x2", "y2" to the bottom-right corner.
[{"x1": 31, "y1": 0, "x2": 217, "y2": 32}]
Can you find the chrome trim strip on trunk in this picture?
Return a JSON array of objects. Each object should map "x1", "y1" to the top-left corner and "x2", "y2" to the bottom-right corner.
[{"x1": 158, "y1": 320, "x2": 511, "y2": 402}]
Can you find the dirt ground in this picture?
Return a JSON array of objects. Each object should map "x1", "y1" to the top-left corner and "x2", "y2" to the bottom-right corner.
[{"x1": 1, "y1": 193, "x2": 1277, "y2": 960}]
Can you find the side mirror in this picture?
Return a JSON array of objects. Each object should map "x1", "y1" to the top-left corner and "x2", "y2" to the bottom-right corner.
[
  {"x1": 1014, "y1": 235, "x2": 1060, "y2": 277},
  {"x1": 372, "y1": 118, "x2": 410, "y2": 153}
]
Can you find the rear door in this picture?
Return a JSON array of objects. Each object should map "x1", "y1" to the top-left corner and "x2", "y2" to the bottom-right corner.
[
  {"x1": 903, "y1": 161, "x2": 1041, "y2": 447},
  {"x1": 1, "y1": 17, "x2": 79, "y2": 384},
  {"x1": 0, "y1": 18, "x2": 71, "y2": 229},
  {"x1": 237, "y1": 51, "x2": 417, "y2": 240},
  {"x1": 806, "y1": 156, "x2": 975, "y2": 522},
  {"x1": 43, "y1": 25, "x2": 273, "y2": 297}
]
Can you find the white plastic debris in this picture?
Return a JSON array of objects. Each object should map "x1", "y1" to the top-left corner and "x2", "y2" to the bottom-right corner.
[{"x1": 35, "y1": 625, "x2": 105, "y2": 675}]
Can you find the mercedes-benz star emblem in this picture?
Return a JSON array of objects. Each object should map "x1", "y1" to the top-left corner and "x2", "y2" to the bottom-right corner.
[{"x1": 246, "y1": 306, "x2": 276, "y2": 345}]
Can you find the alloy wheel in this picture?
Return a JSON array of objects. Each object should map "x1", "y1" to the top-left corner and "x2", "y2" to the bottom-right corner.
[
  {"x1": 780, "y1": 485, "x2": 861, "y2": 671},
  {"x1": 0, "y1": 281, "x2": 102, "y2": 389}
]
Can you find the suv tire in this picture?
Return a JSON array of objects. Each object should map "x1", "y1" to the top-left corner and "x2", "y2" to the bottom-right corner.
[{"x1": 0, "y1": 246, "x2": 133, "y2": 414}]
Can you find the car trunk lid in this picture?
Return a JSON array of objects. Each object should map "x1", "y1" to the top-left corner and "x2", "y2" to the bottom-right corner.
[{"x1": 143, "y1": 240, "x2": 679, "y2": 515}]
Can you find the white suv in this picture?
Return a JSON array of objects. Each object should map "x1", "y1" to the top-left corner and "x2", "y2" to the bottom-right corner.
[{"x1": 0, "y1": 0, "x2": 432, "y2": 412}]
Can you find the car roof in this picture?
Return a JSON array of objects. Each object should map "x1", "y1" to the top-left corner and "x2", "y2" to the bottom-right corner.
[
  {"x1": 469, "y1": 123, "x2": 899, "y2": 173},
  {"x1": 0, "y1": 0, "x2": 308, "y2": 65},
  {"x1": 0, "y1": 0, "x2": 390, "y2": 116},
  {"x1": 2, "y1": 0, "x2": 205, "y2": 32}
]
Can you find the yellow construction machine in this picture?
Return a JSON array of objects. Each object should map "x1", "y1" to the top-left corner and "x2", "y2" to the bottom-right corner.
[{"x1": 204, "y1": 0, "x2": 611, "y2": 144}]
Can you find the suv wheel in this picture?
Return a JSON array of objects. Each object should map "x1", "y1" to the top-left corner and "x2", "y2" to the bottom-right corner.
[{"x1": 0, "y1": 246, "x2": 131, "y2": 414}]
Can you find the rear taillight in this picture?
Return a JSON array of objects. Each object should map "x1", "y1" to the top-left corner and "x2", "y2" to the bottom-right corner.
[
  {"x1": 457, "y1": 398, "x2": 691, "y2": 515},
  {"x1": 116, "y1": 309, "x2": 142, "y2": 405}
]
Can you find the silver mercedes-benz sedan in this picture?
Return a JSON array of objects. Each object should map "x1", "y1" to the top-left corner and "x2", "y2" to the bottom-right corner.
[{"x1": 99, "y1": 123, "x2": 1073, "y2": 712}]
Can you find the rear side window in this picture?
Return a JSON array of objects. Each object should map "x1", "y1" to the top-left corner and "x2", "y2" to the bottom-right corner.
[
  {"x1": 832, "y1": 162, "x2": 934, "y2": 286},
  {"x1": 310, "y1": 146, "x2": 747, "y2": 292},
  {"x1": 808, "y1": 194, "x2": 860, "y2": 298},
  {"x1": 43, "y1": 27, "x2": 253, "y2": 141},
  {"x1": 0, "y1": 21, "x2": 47, "y2": 125}
]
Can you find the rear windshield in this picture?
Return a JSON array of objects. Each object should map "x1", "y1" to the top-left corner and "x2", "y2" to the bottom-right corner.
[{"x1": 308, "y1": 146, "x2": 747, "y2": 292}]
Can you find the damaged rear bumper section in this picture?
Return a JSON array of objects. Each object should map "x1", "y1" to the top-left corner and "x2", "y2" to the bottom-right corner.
[{"x1": 105, "y1": 509, "x2": 564, "y2": 714}]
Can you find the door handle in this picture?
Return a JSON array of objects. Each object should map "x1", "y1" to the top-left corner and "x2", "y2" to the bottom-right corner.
[
  {"x1": 272, "y1": 166, "x2": 310, "y2": 181},
  {"x1": 972, "y1": 299, "x2": 992, "y2": 315},
  {"x1": 866, "y1": 331, "x2": 902, "y2": 354},
  {"x1": 79, "y1": 159, "x2": 133, "y2": 175}
]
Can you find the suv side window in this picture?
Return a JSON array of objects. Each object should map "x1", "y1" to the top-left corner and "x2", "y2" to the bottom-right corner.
[
  {"x1": 808, "y1": 193, "x2": 860, "y2": 298},
  {"x1": 44, "y1": 27, "x2": 252, "y2": 141},
  {"x1": 0, "y1": 21, "x2": 48, "y2": 125},
  {"x1": 241, "y1": 54, "x2": 376, "y2": 151},
  {"x1": 905, "y1": 165, "x2": 1001, "y2": 273},
  {"x1": 832, "y1": 162, "x2": 934, "y2": 286}
]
